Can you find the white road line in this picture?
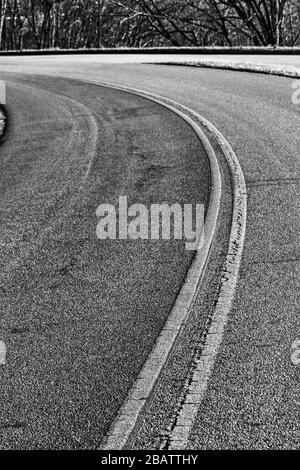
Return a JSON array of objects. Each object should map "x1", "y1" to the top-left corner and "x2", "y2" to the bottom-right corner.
[
  {"x1": 0, "y1": 341, "x2": 6, "y2": 365},
  {"x1": 97, "y1": 83, "x2": 247, "y2": 450},
  {"x1": 46, "y1": 75, "x2": 247, "y2": 449},
  {"x1": 168, "y1": 110, "x2": 247, "y2": 450},
  {"x1": 0, "y1": 80, "x2": 6, "y2": 104},
  {"x1": 82, "y1": 81, "x2": 222, "y2": 451}
]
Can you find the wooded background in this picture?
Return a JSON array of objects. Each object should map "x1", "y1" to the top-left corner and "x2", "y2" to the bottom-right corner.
[{"x1": 0, "y1": 0, "x2": 299, "y2": 51}]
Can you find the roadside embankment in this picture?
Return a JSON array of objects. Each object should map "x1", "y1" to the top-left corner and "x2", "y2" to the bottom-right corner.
[{"x1": 163, "y1": 60, "x2": 300, "y2": 79}]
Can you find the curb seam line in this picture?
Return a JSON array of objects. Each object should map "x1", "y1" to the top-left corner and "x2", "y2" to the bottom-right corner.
[
  {"x1": 167, "y1": 113, "x2": 247, "y2": 450},
  {"x1": 86, "y1": 81, "x2": 223, "y2": 451},
  {"x1": 50, "y1": 75, "x2": 247, "y2": 450}
]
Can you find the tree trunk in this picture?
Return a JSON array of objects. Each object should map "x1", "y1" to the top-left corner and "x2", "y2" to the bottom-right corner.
[
  {"x1": 0, "y1": 0, "x2": 7, "y2": 49},
  {"x1": 275, "y1": 0, "x2": 280, "y2": 46}
]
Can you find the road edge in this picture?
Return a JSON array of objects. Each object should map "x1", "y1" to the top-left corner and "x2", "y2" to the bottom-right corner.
[
  {"x1": 38, "y1": 76, "x2": 247, "y2": 450},
  {"x1": 46, "y1": 74, "x2": 247, "y2": 450},
  {"x1": 167, "y1": 107, "x2": 247, "y2": 450},
  {"x1": 86, "y1": 82, "x2": 222, "y2": 450},
  {"x1": 160, "y1": 60, "x2": 300, "y2": 79},
  {"x1": 87, "y1": 82, "x2": 246, "y2": 450},
  {"x1": 122, "y1": 87, "x2": 247, "y2": 451}
]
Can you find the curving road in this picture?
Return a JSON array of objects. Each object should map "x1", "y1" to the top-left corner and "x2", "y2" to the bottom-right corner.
[
  {"x1": 0, "y1": 73, "x2": 209, "y2": 449},
  {"x1": 0, "y1": 56, "x2": 299, "y2": 450}
]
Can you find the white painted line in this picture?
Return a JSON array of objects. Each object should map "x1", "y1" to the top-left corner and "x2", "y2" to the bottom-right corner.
[
  {"x1": 0, "y1": 80, "x2": 6, "y2": 104},
  {"x1": 168, "y1": 104, "x2": 247, "y2": 451},
  {"x1": 81, "y1": 81, "x2": 222, "y2": 451},
  {"x1": 0, "y1": 341, "x2": 6, "y2": 365},
  {"x1": 97, "y1": 83, "x2": 246, "y2": 450},
  {"x1": 51, "y1": 75, "x2": 247, "y2": 450}
]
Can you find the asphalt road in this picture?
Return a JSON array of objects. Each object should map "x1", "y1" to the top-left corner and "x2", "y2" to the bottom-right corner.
[
  {"x1": 0, "y1": 74, "x2": 209, "y2": 449},
  {"x1": 0, "y1": 56, "x2": 300, "y2": 449},
  {"x1": 0, "y1": 52, "x2": 299, "y2": 67}
]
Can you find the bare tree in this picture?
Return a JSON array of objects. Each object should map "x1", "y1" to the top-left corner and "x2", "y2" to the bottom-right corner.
[
  {"x1": 0, "y1": 0, "x2": 299, "y2": 50},
  {"x1": 0, "y1": 0, "x2": 7, "y2": 48}
]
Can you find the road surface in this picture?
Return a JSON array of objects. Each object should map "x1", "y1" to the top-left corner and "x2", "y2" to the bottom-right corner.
[
  {"x1": 0, "y1": 73, "x2": 210, "y2": 449},
  {"x1": 0, "y1": 52, "x2": 299, "y2": 67},
  {"x1": 0, "y1": 56, "x2": 299, "y2": 449}
]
